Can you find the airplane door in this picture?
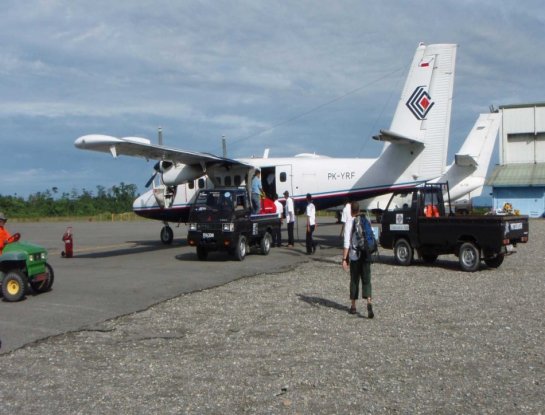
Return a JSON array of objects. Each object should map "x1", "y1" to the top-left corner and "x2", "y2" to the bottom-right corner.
[{"x1": 260, "y1": 165, "x2": 292, "y2": 199}]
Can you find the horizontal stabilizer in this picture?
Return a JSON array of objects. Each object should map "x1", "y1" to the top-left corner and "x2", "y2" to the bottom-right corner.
[
  {"x1": 372, "y1": 129, "x2": 424, "y2": 146},
  {"x1": 454, "y1": 154, "x2": 477, "y2": 167}
]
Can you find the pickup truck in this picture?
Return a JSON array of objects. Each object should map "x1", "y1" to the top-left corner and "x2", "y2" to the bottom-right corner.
[
  {"x1": 379, "y1": 183, "x2": 529, "y2": 271},
  {"x1": 187, "y1": 187, "x2": 281, "y2": 261}
]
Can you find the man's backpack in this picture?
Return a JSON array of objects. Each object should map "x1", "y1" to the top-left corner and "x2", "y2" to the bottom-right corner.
[{"x1": 351, "y1": 215, "x2": 378, "y2": 260}]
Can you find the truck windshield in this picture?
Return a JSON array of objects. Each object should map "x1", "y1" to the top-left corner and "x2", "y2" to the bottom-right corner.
[
  {"x1": 195, "y1": 190, "x2": 236, "y2": 212},
  {"x1": 387, "y1": 192, "x2": 413, "y2": 212}
]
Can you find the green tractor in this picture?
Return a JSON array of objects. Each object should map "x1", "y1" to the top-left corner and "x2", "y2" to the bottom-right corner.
[{"x1": 0, "y1": 233, "x2": 54, "y2": 302}]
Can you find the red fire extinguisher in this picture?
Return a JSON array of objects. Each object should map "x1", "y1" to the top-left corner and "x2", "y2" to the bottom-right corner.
[{"x1": 62, "y1": 226, "x2": 73, "y2": 258}]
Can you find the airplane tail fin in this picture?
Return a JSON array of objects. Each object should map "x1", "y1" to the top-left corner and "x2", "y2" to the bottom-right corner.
[
  {"x1": 438, "y1": 112, "x2": 501, "y2": 200},
  {"x1": 374, "y1": 43, "x2": 457, "y2": 180}
]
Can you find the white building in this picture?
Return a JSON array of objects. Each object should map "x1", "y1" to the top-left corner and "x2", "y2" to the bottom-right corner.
[{"x1": 486, "y1": 103, "x2": 545, "y2": 217}]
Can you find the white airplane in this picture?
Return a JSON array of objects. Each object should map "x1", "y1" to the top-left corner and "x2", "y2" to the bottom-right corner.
[{"x1": 75, "y1": 43, "x2": 466, "y2": 243}]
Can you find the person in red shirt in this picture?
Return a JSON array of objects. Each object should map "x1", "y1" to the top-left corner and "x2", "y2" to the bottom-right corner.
[{"x1": 0, "y1": 212, "x2": 12, "y2": 254}]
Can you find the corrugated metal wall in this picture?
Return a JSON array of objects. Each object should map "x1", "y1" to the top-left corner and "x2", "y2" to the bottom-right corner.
[
  {"x1": 500, "y1": 106, "x2": 545, "y2": 164},
  {"x1": 493, "y1": 187, "x2": 545, "y2": 218}
]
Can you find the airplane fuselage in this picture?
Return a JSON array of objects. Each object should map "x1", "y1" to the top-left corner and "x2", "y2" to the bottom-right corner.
[{"x1": 133, "y1": 154, "x2": 429, "y2": 223}]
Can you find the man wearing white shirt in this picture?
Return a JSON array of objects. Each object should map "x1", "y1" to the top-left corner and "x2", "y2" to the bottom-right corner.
[
  {"x1": 273, "y1": 193, "x2": 283, "y2": 247},
  {"x1": 283, "y1": 190, "x2": 295, "y2": 247},
  {"x1": 305, "y1": 193, "x2": 317, "y2": 254},
  {"x1": 340, "y1": 199, "x2": 351, "y2": 237}
]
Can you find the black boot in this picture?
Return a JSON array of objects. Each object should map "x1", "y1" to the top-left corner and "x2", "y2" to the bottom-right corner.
[{"x1": 367, "y1": 303, "x2": 374, "y2": 319}]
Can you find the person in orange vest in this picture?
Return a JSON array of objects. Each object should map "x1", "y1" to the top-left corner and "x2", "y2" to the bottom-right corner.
[
  {"x1": 424, "y1": 204, "x2": 440, "y2": 217},
  {"x1": 0, "y1": 212, "x2": 12, "y2": 254}
]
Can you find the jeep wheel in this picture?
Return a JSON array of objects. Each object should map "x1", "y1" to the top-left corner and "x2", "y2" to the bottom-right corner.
[
  {"x1": 394, "y1": 238, "x2": 413, "y2": 266},
  {"x1": 196, "y1": 246, "x2": 208, "y2": 261},
  {"x1": 260, "y1": 232, "x2": 272, "y2": 255},
  {"x1": 459, "y1": 242, "x2": 480, "y2": 272},
  {"x1": 234, "y1": 235, "x2": 247, "y2": 261},
  {"x1": 1, "y1": 271, "x2": 28, "y2": 302},
  {"x1": 160, "y1": 226, "x2": 174, "y2": 245},
  {"x1": 30, "y1": 263, "x2": 55, "y2": 293}
]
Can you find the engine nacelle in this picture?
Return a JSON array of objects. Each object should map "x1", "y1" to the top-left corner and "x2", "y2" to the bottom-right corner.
[{"x1": 161, "y1": 163, "x2": 203, "y2": 186}]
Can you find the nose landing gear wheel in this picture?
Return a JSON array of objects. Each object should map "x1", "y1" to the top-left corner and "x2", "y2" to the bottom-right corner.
[{"x1": 160, "y1": 226, "x2": 174, "y2": 245}]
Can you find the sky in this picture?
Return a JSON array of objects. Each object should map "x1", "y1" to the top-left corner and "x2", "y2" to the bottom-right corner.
[{"x1": 2, "y1": 0, "x2": 545, "y2": 198}]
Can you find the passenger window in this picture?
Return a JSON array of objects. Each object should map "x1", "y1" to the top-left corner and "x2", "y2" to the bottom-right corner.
[
  {"x1": 198, "y1": 178, "x2": 205, "y2": 189},
  {"x1": 188, "y1": 180, "x2": 194, "y2": 189},
  {"x1": 225, "y1": 176, "x2": 232, "y2": 186},
  {"x1": 216, "y1": 177, "x2": 221, "y2": 185},
  {"x1": 280, "y1": 172, "x2": 287, "y2": 183},
  {"x1": 234, "y1": 175, "x2": 241, "y2": 186}
]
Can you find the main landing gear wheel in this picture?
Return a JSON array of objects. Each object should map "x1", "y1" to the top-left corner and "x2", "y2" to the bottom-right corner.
[
  {"x1": 160, "y1": 226, "x2": 174, "y2": 245},
  {"x1": 1, "y1": 271, "x2": 28, "y2": 302},
  {"x1": 394, "y1": 238, "x2": 413, "y2": 266},
  {"x1": 459, "y1": 242, "x2": 480, "y2": 272}
]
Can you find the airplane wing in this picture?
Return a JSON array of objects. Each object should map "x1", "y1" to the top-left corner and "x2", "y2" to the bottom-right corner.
[{"x1": 74, "y1": 134, "x2": 252, "y2": 168}]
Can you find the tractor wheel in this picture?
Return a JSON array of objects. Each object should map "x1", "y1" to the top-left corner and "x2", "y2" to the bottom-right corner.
[
  {"x1": 160, "y1": 226, "x2": 174, "y2": 245},
  {"x1": 1, "y1": 271, "x2": 28, "y2": 302},
  {"x1": 459, "y1": 242, "x2": 480, "y2": 272},
  {"x1": 260, "y1": 232, "x2": 272, "y2": 255},
  {"x1": 394, "y1": 238, "x2": 413, "y2": 266},
  {"x1": 30, "y1": 263, "x2": 55, "y2": 293}
]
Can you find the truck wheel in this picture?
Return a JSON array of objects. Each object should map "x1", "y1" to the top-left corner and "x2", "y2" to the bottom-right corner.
[
  {"x1": 160, "y1": 226, "x2": 174, "y2": 245},
  {"x1": 484, "y1": 254, "x2": 504, "y2": 268},
  {"x1": 234, "y1": 235, "x2": 247, "y2": 261},
  {"x1": 394, "y1": 238, "x2": 413, "y2": 266},
  {"x1": 30, "y1": 263, "x2": 54, "y2": 293},
  {"x1": 196, "y1": 247, "x2": 208, "y2": 261},
  {"x1": 260, "y1": 232, "x2": 272, "y2": 255},
  {"x1": 1, "y1": 271, "x2": 28, "y2": 302},
  {"x1": 459, "y1": 242, "x2": 480, "y2": 272}
]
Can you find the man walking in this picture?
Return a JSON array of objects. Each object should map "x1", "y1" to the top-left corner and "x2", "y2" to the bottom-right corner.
[{"x1": 341, "y1": 202, "x2": 374, "y2": 318}]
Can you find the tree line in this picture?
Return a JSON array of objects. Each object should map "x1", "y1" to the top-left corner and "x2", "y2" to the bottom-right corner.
[{"x1": 0, "y1": 182, "x2": 139, "y2": 218}]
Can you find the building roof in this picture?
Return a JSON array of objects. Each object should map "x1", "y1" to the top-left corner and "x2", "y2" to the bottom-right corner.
[
  {"x1": 500, "y1": 102, "x2": 545, "y2": 110},
  {"x1": 486, "y1": 163, "x2": 545, "y2": 187}
]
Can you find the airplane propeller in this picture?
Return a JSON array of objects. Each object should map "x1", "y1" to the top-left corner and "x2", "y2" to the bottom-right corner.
[{"x1": 145, "y1": 161, "x2": 161, "y2": 188}]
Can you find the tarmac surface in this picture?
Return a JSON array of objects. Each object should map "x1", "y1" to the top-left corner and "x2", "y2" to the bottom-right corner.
[{"x1": 0, "y1": 217, "x2": 544, "y2": 414}]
